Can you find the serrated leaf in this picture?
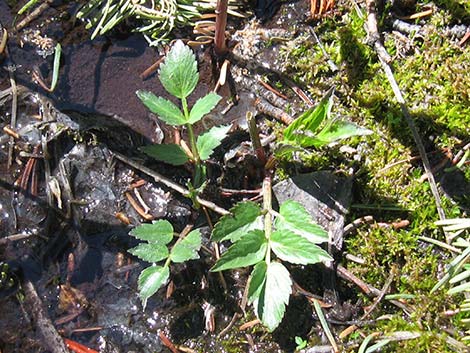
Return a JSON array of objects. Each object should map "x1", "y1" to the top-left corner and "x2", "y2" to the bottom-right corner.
[
  {"x1": 283, "y1": 88, "x2": 334, "y2": 146},
  {"x1": 271, "y1": 230, "x2": 332, "y2": 265},
  {"x1": 129, "y1": 220, "x2": 174, "y2": 244},
  {"x1": 159, "y1": 40, "x2": 198, "y2": 99},
  {"x1": 310, "y1": 119, "x2": 372, "y2": 148},
  {"x1": 136, "y1": 90, "x2": 186, "y2": 126},
  {"x1": 211, "y1": 230, "x2": 267, "y2": 272},
  {"x1": 248, "y1": 261, "x2": 267, "y2": 304},
  {"x1": 128, "y1": 243, "x2": 169, "y2": 263},
  {"x1": 189, "y1": 92, "x2": 222, "y2": 124},
  {"x1": 253, "y1": 262, "x2": 292, "y2": 331},
  {"x1": 170, "y1": 229, "x2": 201, "y2": 263},
  {"x1": 138, "y1": 265, "x2": 170, "y2": 309},
  {"x1": 196, "y1": 124, "x2": 231, "y2": 161},
  {"x1": 141, "y1": 144, "x2": 190, "y2": 165},
  {"x1": 212, "y1": 201, "x2": 263, "y2": 242},
  {"x1": 275, "y1": 200, "x2": 328, "y2": 244}
]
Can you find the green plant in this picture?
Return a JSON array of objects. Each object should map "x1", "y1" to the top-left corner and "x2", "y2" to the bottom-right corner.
[
  {"x1": 128, "y1": 220, "x2": 202, "y2": 308},
  {"x1": 76, "y1": 0, "x2": 201, "y2": 44},
  {"x1": 432, "y1": 218, "x2": 470, "y2": 341},
  {"x1": 294, "y1": 336, "x2": 307, "y2": 351},
  {"x1": 276, "y1": 87, "x2": 372, "y2": 159},
  {"x1": 210, "y1": 178, "x2": 332, "y2": 331},
  {"x1": 137, "y1": 40, "x2": 229, "y2": 193}
]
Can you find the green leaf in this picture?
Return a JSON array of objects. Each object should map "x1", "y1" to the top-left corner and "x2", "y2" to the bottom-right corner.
[
  {"x1": 129, "y1": 220, "x2": 174, "y2": 244},
  {"x1": 128, "y1": 243, "x2": 169, "y2": 263},
  {"x1": 274, "y1": 143, "x2": 308, "y2": 159},
  {"x1": 211, "y1": 230, "x2": 268, "y2": 272},
  {"x1": 253, "y1": 262, "x2": 292, "y2": 331},
  {"x1": 310, "y1": 119, "x2": 372, "y2": 148},
  {"x1": 159, "y1": 40, "x2": 198, "y2": 99},
  {"x1": 189, "y1": 92, "x2": 222, "y2": 124},
  {"x1": 138, "y1": 265, "x2": 170, "y2": 309},
  {"x1": 271, "y1": 230, "x2": 332, "y2": 265},
  {"x1": 141, "y1": 144, "x2": 190, "y2": 165},
  {"x1": 212, "y1": 201, "x2": 263, "y2": 242},
  {"x1": 136, "y1": 90, "x2": 186, "y2": 126},
  {"x1": 283, "y1": 88, "x2": 334, "y2": 146},
  {"x1": 248, "y1": 261, "x2": 267, "y2": 304},
  {"x1": 275, "y1": 200, "x2": 328, "y2": 244},
  {"x1": 170, "y1": 229, "x2": 202, "y2": 263},
  {"x1": 196, "y1": 125, "x2": 231, "y2": 161}
]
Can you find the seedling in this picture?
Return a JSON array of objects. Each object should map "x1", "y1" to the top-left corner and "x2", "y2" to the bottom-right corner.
[
  {"x1": 277, "y1": 87, "x2": 372, "y2": 158},
  {"x1": 137, "y1": 40, "x2": 230, "y2": 193},
  {"x1": 210, "y1": 178, "x2": 332, "y2": 331},
  {"x1": 295, "y1": 336, "x2": 308, "y2": 351},
  {"x1": 128, "y1": 220, "x2": 202, "y2": 308}
]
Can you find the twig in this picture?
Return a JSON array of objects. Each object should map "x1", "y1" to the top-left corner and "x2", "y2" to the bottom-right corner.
[
  {"x1": 0, "y1": 232, "x2": 34, "y2": 244},
  {"x1": 22, "y1": 278, "x2": 69, "y2": 353},
  {"x1": 310, "y1": 27, "x2": 338, "y2": 72},
  {"x1": 218, "y1": 312, "x2": 241, "y2": 337},
  {"x1": 7, "y1": 66, "x2": 17, "y2": 168},
  {"x1": 112, "y1": 151, "x2": 229, "y2": 215},
  {"x1": 140, "y1": 56, "x2": 165, "y2": 80},
  {"x1": 337, "y1": 265, "x2": 411, "y2": 313},
  {"x1": 159, "y1": 331, "x2": 180, "y2": 353},
  {"x1": 254, "y1": 97, "x2": 293, "y2": 125},
  {"x1": 0, "y1": 28, "x2": 7, "y2": 55},
  {"x1": 360, "y1": 267, "x2": 395, "y2": 320},
  {"x1": 14, "y1": 0, "x2": 54, "y2": 31},
  {"x1": 364, "y1": 0, "x2": 446, "y2": 224},
  {"x1": 214, "y1": 0, "x2": 228, "y2": 55}
]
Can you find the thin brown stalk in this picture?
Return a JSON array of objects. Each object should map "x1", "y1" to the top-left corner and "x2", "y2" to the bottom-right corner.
[
  {"x1": 214, "y1": 0, "x2": 228, "y2": 55},
  {"x1": 364, "y1": 0, "x2": 446, "y2": 224}
]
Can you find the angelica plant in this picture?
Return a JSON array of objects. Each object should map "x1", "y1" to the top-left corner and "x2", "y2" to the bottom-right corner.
[
  {"x1": 137, "y1": 40, "x2": 230, "y2": 192},
  {"x1": 210, "y1": 178, "x2": 332, "y2": 331},
  {"x1": 128, "y1": 220, "x2": 202, "y2": 308}
]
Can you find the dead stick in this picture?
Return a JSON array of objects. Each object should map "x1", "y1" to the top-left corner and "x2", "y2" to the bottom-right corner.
[
  {"x1": 214, "y1": 0, "x2": 228, "y2": 55},
  {"x1": 365, "y1": 0, "x2": 446, "y2": 224},
  {"x1": 14, "y1": 0, "x2": 54, "y2": 31},
  {"x1": 360, "y1": 266, "x2": 395, "y2": 320},
  {"x1": 23, "y1": 278, "x2": 69, "y2": 353},
  {"x1": 112, "y1": 151, "x2": 229, "y2": 215}
]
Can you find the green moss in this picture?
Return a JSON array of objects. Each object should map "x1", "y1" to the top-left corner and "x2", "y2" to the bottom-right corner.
[{"x1": 273, "y1": 1, "x2": 470, "y2": 349}]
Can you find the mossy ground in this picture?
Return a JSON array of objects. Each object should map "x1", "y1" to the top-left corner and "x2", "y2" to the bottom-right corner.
[{"x1": 276, "y1": 1, "x2": 470, "y2": 351}]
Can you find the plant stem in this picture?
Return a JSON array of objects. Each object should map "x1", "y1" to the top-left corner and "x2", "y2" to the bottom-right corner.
[
  {"x1": 263, "y1": 176, "x2": 272, "y2": 264},
  {"x1": 214, "y1": 0, "x2": 228, "y2": 56},
  {"x1": 182, "y1": 97, "x2": 204, "y2": 187}
]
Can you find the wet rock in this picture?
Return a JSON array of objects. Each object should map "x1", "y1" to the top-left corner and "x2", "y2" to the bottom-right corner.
[{"x1": 272, "y1": 171, "x2": 352, "y2": 254}]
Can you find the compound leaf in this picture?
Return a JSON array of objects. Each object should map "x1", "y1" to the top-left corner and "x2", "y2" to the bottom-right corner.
[
  {"x1": 212, "y1": 201, "x2": 263, "y2": 242},
  {"x1": 189, "y1": 92, "x2": 222, "y2": 124},
  {"x1": 211, "y1": 230, "x2": 267, "y2": 272},
  {"x1": 170, "y1": 229, "x2": 201, "y2": 263},
  {"x1": 136, "y1": 91, "x2": 186, "y2": 126},
  {"x1": 275, "y1": 200, "x2": 328, "y2": 244},
  {"x1": 128, "y1": 243, "x2": 169, "y2": 263},
  {"x1": 129, "y1": 220, "x2": 174, "y2": 244},
  {"x1": 141, "y1": 144, "x2": 190, "y2": 165},
  {"x1": 159, "y1": 40, "x2": 198, "y2": 99},
  {"x1": 196, "y1": 125, "x2": 231, "y2": 161},
  {"x1": 248, "y1": 261, "x2": 267, "y2": 304},
  {"x1": 271, "y1": 230, "x2": 332, "y2": 265},
  {"x1": 138, "y1": 265, "x2": 170, "y2": 309},
  {"x1": 253, "y1": 262, "x2": 292, "y2": 331}
]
